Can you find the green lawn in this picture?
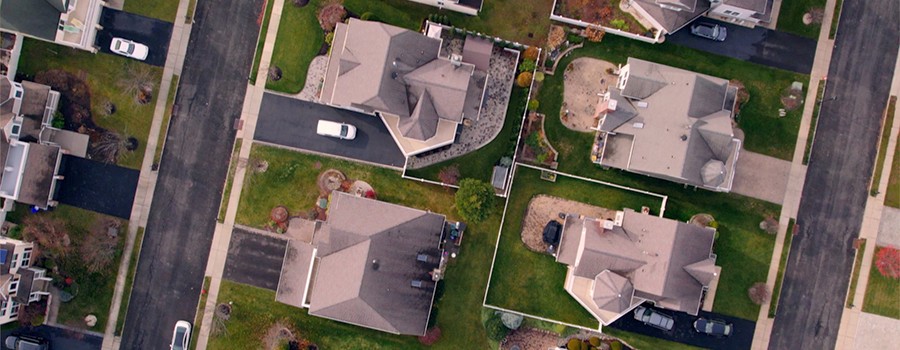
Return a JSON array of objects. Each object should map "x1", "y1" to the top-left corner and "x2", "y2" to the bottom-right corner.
[
  {"x1": 485, "y1": 166, "x2": 664, "y2": 328},
  {"x1": 405, "y1": 86, "x2": 528, "y2": 182},
  {"x1": 873, "y1": 96, "x2": 897, "y2": 194},
  {"x1": 6, "y1": 205, "x2": 126, "y2": 331},
  {"x1": 603, "y1": 327, "x2": 703, "y2": 350},
  {"x1": 190, "y1": 276, "x2": 211, "y2": 350},
  {"x1": 115, "y1": 227, "x2": 145, "y2": 336},
  {"x1": 250, "y1": 0, "x2": 276, "y2": 84},
  {"x1": 768, "y1": 219, "x2": 795, "y2": 318},
  {"x1": 846, "y1": 239, "x2": 867, "y2": 308},
  {"x1": 18, "y1": 39, "x2": 164, "y2": 170},
  {"x1": 830, "y1": 0, "x2": 844, "y2": 39},
  {"x1": 540, "y1": 37, "x2": 807, "y2": 163},
  {"x1": 186, "y1": 0, "x2": 198, "y2": 23},
  {"x1": 222, "y1": 146, "x2": 502, "y2": 349},
  {"x1": 266, "y1": 1, "x2": 324, "y2": 93},
  {"x1": 886, "y1": 127, "x2": 900, "y2": 208},
  {"x1": 777, "y1": 0, "x2": 828, "y2": 39},
  {"x1": 862, "y1": 246, "x2": 900, "y2": 319},
  {"x1": 804, "y1": 79, "x2": 826, "y2": 165},
  {"x1": 218, "y1": 139, "x2": 242, "y2": 222},
  {"x1": 123, "y1": 0, "x2": 179, "y2": 22}
]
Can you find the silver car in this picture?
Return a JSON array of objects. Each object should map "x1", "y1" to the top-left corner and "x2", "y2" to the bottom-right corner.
[
  {"x1": 634, "y1": 306, "x2": 675, "y2": 331},
  {"x1": 110, "y1": 37, "x2": 149, "y2": 60},
  {"x1": 170, "y1": 320, "x2": 191, "y2": 350},
  {"x1": 690, "y1": 22, "x2": 727, "y2": 42}
]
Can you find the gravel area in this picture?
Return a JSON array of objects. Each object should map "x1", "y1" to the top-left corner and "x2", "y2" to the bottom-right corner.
[
  {"x1": 522, "y1": 195, "x2": 617, "y2": 253},
  {"x1": 502, "y1": 328, "x2": 562, "y2": 350},
  {"x1": 296, "y1": 55, "x2": 328, "y2": 101},
  {"x1": 561, "y1": 58, "x2": 618, "y2": 131},
  {"x1": 407, "y1": 45, "x2": 518, "y2": 169}
]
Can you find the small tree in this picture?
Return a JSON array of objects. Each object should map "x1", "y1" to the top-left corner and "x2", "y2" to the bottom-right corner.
[
  {"x1": 455, "y1": 179, "x2": 495, "y2": 223},
  {"x1": 438, "y1": 164, "x2": 461, "y2": 186},
  {"x1": 528, "y1": 99, "x2": 540, "y2": 111},
  {"x1": 748, "y1": 282, "x2": 771, "y2": 305},
  {"x1": 317, "y1": 3, "x2": 347, "y2": 32},
  {"x1": 22, "y1": 216, "x2": 71, "y2": 259},
  {"x1": 516, "y1": 72, "x2": 533, "y2": 88},
  {"x1": 484, "y1": 312, "x2": 509, "y2": 341},
  {"x1": 875, "y1": 246, "x2": 900, "y2": 279},
  {"x1": 523, "y1": 46, "x2": 540, "y2": 61},
  {"x1": 519, "y1": 59, "x2": 536, "y2": 72},
  {"x1": 534, "y1": 72, "x2": 545, "y2": 82}
]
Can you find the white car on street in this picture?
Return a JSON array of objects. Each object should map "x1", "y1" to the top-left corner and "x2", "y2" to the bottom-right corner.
[
  {"x1": 110, "y1": 37, "x2": 149, "y2": 60},
  {"x1": 317, "y1": 120, "x2": 357, "y2": 140},
  {"x1": 170, "y1": 320, "x2": 191, "y2": 350}
]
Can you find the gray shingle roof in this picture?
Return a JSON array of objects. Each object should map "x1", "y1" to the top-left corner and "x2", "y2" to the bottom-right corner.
[
  {"x1": 18, "y1": 142, "x2": 60, "y2": 208},
  {"x1": 308, "y1": 192, "x2": 445, "y2": 336},
  {"x1": 462, "y1": 35, "x2": 492, "y2": 72},
  {"x1": 633, "y1": 0, "x2": 709, "y2": 33},
  {"x1": 400, "y1": 90, "x2": 440, "y2": 140},
  {"x1": 0, "y1": 0, "x2": 63, "y2": 41},
  {"x1": 725, "y1": 0, "x2": 772, "y2": 13},
  {"x1": 14, "y1": 267, "x2": 34, "y2": 303},
  {"x1": 20, "y1": 81, "x2": 49, "y2": 117},
  {"x1": 592, "y1": 270, "x2": 635, "y2": 313}
]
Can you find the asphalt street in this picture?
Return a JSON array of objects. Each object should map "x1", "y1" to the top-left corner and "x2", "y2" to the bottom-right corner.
[
  {"x1": 255, "y1": 93, "x2": 406, "y2": 168},
  {"x1": 222, "y1": 228, "x2": 287, "y2": 291},
  {"x1": 667, "y1": 18, "x2": 816, "y2": 74},
  {"x1": 57, "y1": 155, "x2": 138, "y2": 219},
  {"x1": 119, "y1": 0, "x2": 263, "y2": 349},
  {"x1": 95, "y1": 8, "x2": 172, "y2": 67},
  {"x1": 769, "y1": 0, "x2": 900, "y2": 349},
  {"x1": 2, "y1": 325, "x2": 102, "y2": 350},
  {"x1": 608, "y1": 306, "x2": 754, "y2": 349}
]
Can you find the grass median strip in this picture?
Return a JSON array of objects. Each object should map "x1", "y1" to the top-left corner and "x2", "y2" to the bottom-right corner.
[
  {"x1": 116, "y1": 227, "x2": 145, "y2": 336},
  {"x1": 218, "y1": 139, "x2": 243, "y2": 223},
  {"x1": 250, "y1": 0, "x2": 276, "y2": 84},
  {"x1": 768, "y1": 219, "x2": 795, "y2": 318},
  {"x1": 154, "y1": 75, "x2": 179, "y2": 166},
  {"x1": 189, "y1": 277, "x2": 212, "y2": 350},
  {"x1": 829, "y1": 0, "x2": 844, "y2": 39},
  {"x1": 846, "y1": 239, "x2": 867, "y2": 308},
  {"x1": 872, "y1": 96, "x2": 897, "y2": 195},
  {"x1": 804, "y1": 79, "x2": 827, "y2": 165}
]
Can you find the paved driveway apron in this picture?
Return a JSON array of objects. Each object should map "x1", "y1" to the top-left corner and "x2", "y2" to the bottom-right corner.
[
  {"x1": 95, "y1": 7, "x2": 173, "y2": 67},
  {"x1": 608, "y1": 308, "x2": 754, "y2": 349},
  {"x1": 666, "y1": 19, "x2": 816, "y2": 74},
  {"x1": 255, "y1": 93, "x2": 406, "y2": 168},
  {"x1": 769, "y1": 0, "x2": 900, "y2": 349},
  {"x1": 57, "y1": 155, "x2": 139, "y2": 219},
  {"x1": 223, "y1": 228, "x2": 288, "y2": 291},
  {"x1": 3, "y1": 325, "x2": 102, "y2": 350},
  {"x1": 119, "y1": 0, "x2": 262, "y2": 348}
]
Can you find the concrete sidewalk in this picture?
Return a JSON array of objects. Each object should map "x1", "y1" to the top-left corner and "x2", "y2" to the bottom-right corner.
[
  {"x1": 100, "y1": 2, "x2": 195, "y2": 349},
  {"x1": 193, "y1": 0, "x2": 286, "y2": 349},
  {"x1": 750, "y1": 0, "x2": 839, "y2": 348}
]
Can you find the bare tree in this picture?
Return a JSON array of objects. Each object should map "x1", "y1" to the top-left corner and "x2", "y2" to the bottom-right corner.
[
  {"x1": 90, "y1": 131, "x2": 125, "y2": 164},
  {"x1": 79, "y1": 219, "x2": 120, "y2": 273},
  {"x1": 117, "y1": 62, "x2": 156, "y2": 105}
]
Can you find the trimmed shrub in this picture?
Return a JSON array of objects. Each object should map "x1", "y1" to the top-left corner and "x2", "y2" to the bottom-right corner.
[
  {"x1": 528, "y1": 99, "x2": 540, "y2": 111},
  {"x1": 519, "y1": 59, "x2": 536, "y2": 72},
  {"x1": 534, "y1": 72, "x2": 545, "y2": 82},
  {"x1": 325, "y1": 32, "x2": 335, "y2": 45},
  {"x1": 484, "y1": 312, "x2": 510, "y2": 341},
  {"x1": 589, "y1": 336, "x2": 601, "y2": 347},
  {"x1": 523, "y1": 46, "x2": 540, "y2": 60},
  {"x1": 317, "y1": 4, "x2": 347, "y2": 32},
  {"x1": 875, "y1": 246, "x2": 900, "y2": 279},
  {"x1": 567, "y1": 338, "x2": 584, "y2": 350},
  {"x1": 516, "y1": 72, "x2": 533, "y2": 88}
]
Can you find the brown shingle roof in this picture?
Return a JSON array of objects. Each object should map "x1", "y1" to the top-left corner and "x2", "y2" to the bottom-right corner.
[{"x1": 18, "y1": 142, "x2": 60, "y2": 208}]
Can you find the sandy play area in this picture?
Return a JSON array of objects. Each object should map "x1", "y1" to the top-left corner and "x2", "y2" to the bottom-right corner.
[{"x1": 560, "y1": 58, "x2": 619, "y2": 131}]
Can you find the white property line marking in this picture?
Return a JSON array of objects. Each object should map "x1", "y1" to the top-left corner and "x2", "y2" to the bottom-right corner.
[{"x1": 483, "y1": 304, "x2": 601, "y2": 332}]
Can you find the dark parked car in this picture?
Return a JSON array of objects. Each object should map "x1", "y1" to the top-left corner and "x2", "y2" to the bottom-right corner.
[
  {"x1": 690, "y1": 22, "x2": 727, "y2": 41},
  {"x1": 694, "y1": 318, "x2": 733, "y2": 337},
  {"x1": 634, "y1": 306, "x2": 674, "y2": 331},
  {"x1": 4, "y1": 335, "x2": 50, "y2": 350}
]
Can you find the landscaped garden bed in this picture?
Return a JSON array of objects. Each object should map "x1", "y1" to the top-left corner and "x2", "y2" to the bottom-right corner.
[{"x1": 553, "y1": 0, "x2": 648, "y2": 36}]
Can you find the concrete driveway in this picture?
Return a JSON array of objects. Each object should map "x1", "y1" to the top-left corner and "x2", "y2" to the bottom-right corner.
[
  {"x1": 608, "y1": 306, "x2": 755, "y2": 349},
  {"x1": 95, "y1": 7, "x2": 173, "y2": 67},
  {"x1": 731, "y1": 151, "x2": 791, "y2": 204},
  {"x1": 666, "y1": 19, "x2": 816, "y2": 74},
  {"x1": 223, "y1": 227, "x2": 288, "y2": 291},
  {"x1": 254, "y1": 93, "x2": 406, "y2": 168}
]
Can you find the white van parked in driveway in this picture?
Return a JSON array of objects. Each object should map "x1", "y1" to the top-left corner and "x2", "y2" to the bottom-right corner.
[{"x1": 316, "y1": 120, "x2": 357, "y2": 140}]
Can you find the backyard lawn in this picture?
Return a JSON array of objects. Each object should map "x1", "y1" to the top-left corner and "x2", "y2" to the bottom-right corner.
[
  {"x1": 862, "y1": 246, "x2": 900, "y2": 319},
  {"x1": 405, "y1": 86, "x2": 528, "y2": 182},
  {"x1": 777, "y1": 0, "x2": 828, "y2": 39},
  {"x1": 540, "y1": 36, "x2": 807, "y2": 163},
  {"x1": 123, "y1": 0, "x2": 179, "y2": 22},
  {"x1": 223, "y1": 146, "x2": 503, "y2": 349},
  {"x1": 17, "y1": 39, "x2": 164, "y2": 170},
  {"x1": 485, "y1": 166, "x2": 664, "y2": 328},
  {"x1": 5, "y1": 205, "x2": 126, "y2": 331},
  {"x1": 266, "y1": 1, "x2": 324, "y2": 93}
]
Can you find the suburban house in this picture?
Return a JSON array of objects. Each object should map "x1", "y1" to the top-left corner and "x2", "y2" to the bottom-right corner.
[
  {"x1": 0, "y1": 0, "x2": 104, "y2": 52},
  {"x1": 1, "y1": 236, "x2": 52, "y2": 325},
  {"x1": 275, "y1": 191, "x2": 450, "y2": 336},
  {"x1": 321, "y1": 18, "x2": 489, "y2": 157},
  {"x1": 628, "y1": 0, "x2": 773, "y2": 36},
  {"x1": 0, "y1": 74, "x2": 89, "y2": 224},
  {"x1": 407, "y1": 0, "x2": 483, "y2": 15},
  {"x1": 555, "y1": 208, "x2": 720, "y2": 325},
  {"x1": 591, "y1": 57, "x2": 740, "y2": 192}
]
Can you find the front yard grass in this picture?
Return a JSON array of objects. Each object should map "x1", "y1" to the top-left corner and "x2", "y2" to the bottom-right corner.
[
  {"x1": 223, "y1": 145, "x2": 501, "y2": 349},
  {"x1": 768, "y1": 219, "x2": 795, "y2": 318},
  {"x1": 122, "y1": 0, "x2": 179, "y2": 22},
  {"x1": 266, "y1": 1, "x2": 323, "y2": 93},
  {"x1": 405, "y1": 86, "x2": 528, "y2": 182},
  {"x1": 862, "y1": 246, "x2": 900, "y2": 319},
  {"x1": 18, "y1": 39, "x2": 164, "y2": 170},
  {"x1": 6, "y1": 205, "x2": 126, "y2": 331},
  {"x1": 485, "y1": 166, "x2": 664, "y2": 328},
  {"x1": 777, "y1": 0, "x2": 828, "y2": 39}
]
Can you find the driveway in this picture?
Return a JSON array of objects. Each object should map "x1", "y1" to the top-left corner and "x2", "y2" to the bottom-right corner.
[
  {"x1": 119, "y1": 0, "x2": 263, "y2": 348},
  {"x1": 56, "y1": 155, "x2": 139, "y2": 219},
  {"x1": 95, "y1": 7, "x2": 173, "y2": 67},
  {"x1": 223, "y1": 227, "x2": 288, "y2": 291},
  {"x1": 853, "y1": 312, "x2": 900, "y2": 349},
  {"x1": 769, "y1": 0, "x2": 900, "y2": 348},
  {"x1": 730, "y1": 151, "x2": 791, "y2": 204},
  {"x1": 254, "y1": 93, "x2": 406, "y2": 168},
  {"x1": 666, "y1": 19, "x2": 816, "y2": 74},
  {"x1": 2, "y1": 325, "x2": 102, "y2": 350},
  {"x1": 608, "y1": 307, "x2": 755, "y2": 349}
]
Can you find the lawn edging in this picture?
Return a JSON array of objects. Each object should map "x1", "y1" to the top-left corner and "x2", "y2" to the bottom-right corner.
[
  {"x1": 871, "y1": 96, "x2": 897, "y2": 195},
  {"x1": 803, "y1": 79, "x2": 827, "y2": 165},
  {"x1": 845, "y1": 239, "x2": 867, "y2": 308},
  {"x1": 115, "y1": 227, "x2": 146, "y2": 335},
  {"x1": 768, "y1": 219, "x2": 796, "y2": 318}
]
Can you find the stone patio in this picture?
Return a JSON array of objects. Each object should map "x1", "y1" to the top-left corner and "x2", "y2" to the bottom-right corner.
[
  {"x1": 561, "y1": 58, "x2": 618, "y2": 132},
  {"x1": 521, "y1": 195, "x2": 617, "y2": 253}
]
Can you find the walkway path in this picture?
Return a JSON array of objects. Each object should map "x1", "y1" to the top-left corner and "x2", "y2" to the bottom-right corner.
[
  {"x1": 101, "y1": 1, "x2": 194, "y2": 348},
  {"x1": 193, "y1": 0, "x2": 287, "y2": 348}
]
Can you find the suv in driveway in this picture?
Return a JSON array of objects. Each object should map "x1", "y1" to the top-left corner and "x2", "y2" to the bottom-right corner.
[
  {"x1": 633, "y1": 306, "x2": 675, "y2": 331},
  {"x1": 4, "y1": 335, "x2": 50, "y2": 350},
  {"x1": 694, "y1": 318, "x2": 732, "y2": 337},
  {"x1": 690, "y1": 22, "x2": 727, "y2": 41}
]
